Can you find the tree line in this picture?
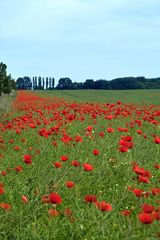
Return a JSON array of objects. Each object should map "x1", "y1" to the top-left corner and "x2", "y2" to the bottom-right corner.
[
  {"x1": 0, "y1": 62, "x2": 16, "y2": 96},
  {"x1": 16, "y1": 77, "x2": 55, "y2": 90},
  {"x1": 16, "y1": 76, "x2": 160, "y2": 90}
]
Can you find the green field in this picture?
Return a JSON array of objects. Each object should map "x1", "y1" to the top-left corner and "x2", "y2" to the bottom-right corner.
[
  {"x1": 35, "y1": 89, "x2": 160, "y2": 104},
  {"x1": 0, "y1": 90, "x2": 160, "y2": 240}
]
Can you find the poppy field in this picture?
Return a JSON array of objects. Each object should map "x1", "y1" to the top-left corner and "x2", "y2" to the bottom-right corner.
[{"x1": 0, "y1": 90, "x2": 160, "y2": 240}]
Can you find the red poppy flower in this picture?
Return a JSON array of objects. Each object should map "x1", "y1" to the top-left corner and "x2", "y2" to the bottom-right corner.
[
  {"x1": 54, "y1": 162, "x2": 62, "y2": 168},
  {"x1": 97, "y1": 201, "x2": 112, "y2": 211},
  {"x1": 1, "y1": 171, "x2": 7, "y2": 176},
  {"x1": 64, "y1": 208, "x2": 72, "y2": 216},
  {"x1": 23, "y1": 154, "x2": 32, "y2": 164},
  {"x1": 136, "y1": 130, "x2": 143, "y2": 135},
  {"x1": 119, "y1": 146, "x2": 129, "y2": 153},
  {"x1": 138, "y1": 175, "x2": 150, "y2": 184},
  {"x1": 93, "y1": 149, "x2": 100, "y2": 156},
  {"x1": 0, "y1": 187, "x2": 5, "y2": 194},
  {"x1": 75, "y1": 135, "x2": 83, "y2": 142},
  {"x1": 22, "y1": 195, "x2": 28, "y2": 204},
  {"x1": 71, "y1": 160, "x2": 80, "y2": 167},
  {"x1": 132, "y1": 188, "x2": 144, "y2": 197},
  {"x1": 48, "y1": 208, "x2": 59, "y2": 217},
  {"x1": 14, "y1": 146, "x2": 20, "y2": 151},
  {"x1": 66, "y1": 181, "x2": 75, "y2": 188},
  {"x1": 60, "y1": 155, "x2": 68, "y2": 162},
  {"x1": 85, "y1": 125, "x2": 93, "y2": 132},
  {"x1": 49, "y1": 192, "x2": 62, "y2": 204},
  {"x1": 121, "y1": 210, "x2": 131, "y2": 216},
  {"x1": 99, "y1": 131, "x2": 105, "y2": 138},
  {"x1": 151, "y1": 188, "x2": 160, "y2": 196},
  {"x1": 0, "y1": 202, "x2": 12, "y2": 210},
  {"x1": 142, "y1": 203, "x2": 154, "y2": 213},
  {"x1": 84, "y1": 194, "x2": 97, "y2": 203},
  {"x1": 107, "y1": 127, "x2": 114, "y2": 133},
  {"x1": 14, "y1": 166, "x2": 23, "y2": 172},
  {"x1": 154, "y1": 164, "x2": 160, "y2": 169},
  {"x1": 41, "y1": 195, "x2": 50, "y2": 204},
  {"x1": 154, "y1": 137, "x2": 160, "y2": 144},
  {"x1": 139, "y1": 212, "x2": 153, "y2": 224},
  {"x1": 83, "y1": 163, "x2": 94, "y2": 171}
]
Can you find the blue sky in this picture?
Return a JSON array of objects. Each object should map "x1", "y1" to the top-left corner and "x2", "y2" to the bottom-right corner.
[{"x1": 1, "y1": 0, "x2": 160, "y2": 84}]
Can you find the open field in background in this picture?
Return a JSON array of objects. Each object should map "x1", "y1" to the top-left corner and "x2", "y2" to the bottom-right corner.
[
  {"x1": 36, "y1": 89, "x2": 160, "y2": 104},
  {"x1": 0, "y1": 90, "x2": 160, "y2": 240}
]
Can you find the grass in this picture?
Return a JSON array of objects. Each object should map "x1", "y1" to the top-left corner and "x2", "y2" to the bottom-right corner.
[
  {"x1": 0, "y1": 90, "x2": 16, "y2": 115},
  {"x1": 35, "y1": 89, "x2": 160, "y2": 104},
  {"x1": 0, "y1": 90, "x2": 160, "y2": 240}
]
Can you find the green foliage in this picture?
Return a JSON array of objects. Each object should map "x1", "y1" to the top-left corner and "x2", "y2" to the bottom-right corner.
[
  {"x1": 2, "y1": 74, "x2": 12, "y2": 95},
  {"x1": 16, "y1": 76, "x2": 32, "y2": 90},
  {"x1": 56, "y1": 77, "x2": 73, "y2": 89},
  {"x1": 0, "y1": 62, "x2": 7, "y2": 96},
  {"x1": 0, "y1": 62, "x2": 15, "y2": 95},
  {"x1": 17, "y1": 76, "x2": 160, "y2": 91}
]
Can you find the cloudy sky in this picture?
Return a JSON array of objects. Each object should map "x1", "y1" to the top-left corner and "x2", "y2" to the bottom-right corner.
[{"x1": 1, "y1": 0, "x2": 160, "y2": 84}]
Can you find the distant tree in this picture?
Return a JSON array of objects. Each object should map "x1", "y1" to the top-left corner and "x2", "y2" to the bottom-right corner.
[
  {"x1": 46, "y1": 77, "x2": 48, "y2": 90},
  {"x1": 56, "y1": 78, "x2": 73, "y2": 89},
  {"x1": 95, "y1": 80, "x2": 108, "y2": 89},
  {"x1": 16, "y1": 78, "x2": 25, "y2": 90},
  {"x1": 10, "y1": 79, "x2": 16, "y2": 90},
  {"x1": 52, "y1": 77, "x2": 55, "y2": 89},
  {"x1": 16, "y1": 76, "x2": 32, "y2": 90},
  {"x1": 2, "y1": 74, "x2": 12, "y2": 95},
  {"x1": 84, "y1": 79, "x2": 95, "y2": 89},
  {"x1": 38, "y1": 76, "x2": 42, "y2": 89},
  {"x1": 49, "y1": 77, "x2": 52, "y2": 89},
  {"x1": 35, "y1": 77, "x2": 37, "y2": 89},
  {"x1": 0, "y1": 62, "x2": 7, "y2": 95},
  {"x1": 23, "y1": 76, "x2": 32, "y2": 90},
  {"x1": 42, "y1": 78, "x2": 45, "y2": 89},
  {"x1": 72, "y1": 82, "x2": 84, "y2": 89}
]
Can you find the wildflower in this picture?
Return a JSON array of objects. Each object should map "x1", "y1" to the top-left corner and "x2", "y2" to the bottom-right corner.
[
  {"x1": 84, "y1": 195, "x2": 97, "y2": 203},
  {"x1": 0, "y1": 187, "x2": 5, "y2": 194},
  {"x1": 121, "y1": 210, "x2": 131, "y2": 216},
  {"x1": 49, "y1": 192, "x2": 62, "y2": 204},
  {"x1": 71, "y1": 160, "x2": 80, "y2": 167},
  {"x1": 14, "y1": 166, "x2": 23, "y2": 172},
  {"x1": 60, "y1": 155, "x2": 68, "y2": 162},
  {"x1": 138, "y1": 175, "x2": 150, "y2": 183},
  {"x1": 22, "y1": 195, "x2": 28, "y2": 204},
  {"x1": 41, "y1": 195, "x2": 50, "y2": 204},
  {"x1": 142, "y1": 203, "x2": 154, "y2": 213},
  {"x1": 97, "y1": 201, "x2": 112, "y2": 211},
  {"x1": 132, "y1": 188, "x2": 144, "y2": 197},
  {"x1": 54, "y1": 162, "x2": 62, "y2": 168},
  {"x1": 93, "y1": 149, "x2": 100, "y2": 156},
  {"x1": 23, "y1": 154, "x2": 32, "y2": 164},
  {"x1": 154, "y1": 137, "x2": 160, "y2": 144},
  {"x1": 75, "y1": 135, "x2": 83, "y2": 142},
  {"x1": 154, "y1": 164, "x2": 160, "y2": 169},
  {"x1": 107, "y1": 128, "x2": 114, "y2": 133},
  {"x1": 66, "y1": 181, "x2": 75, "y2": 188},
  {"x1": 48, "y1": 208, "x2": 59, "y2": 217},
  {"x1": 83, "y1": 163, "x2": 94, "y2": 171},
  {"x1": 0, "y1": 203, "x2": 12, "y2": 210},
  {"x1": 139, "y1": 212, "x2": 153, "y2": 224}
]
